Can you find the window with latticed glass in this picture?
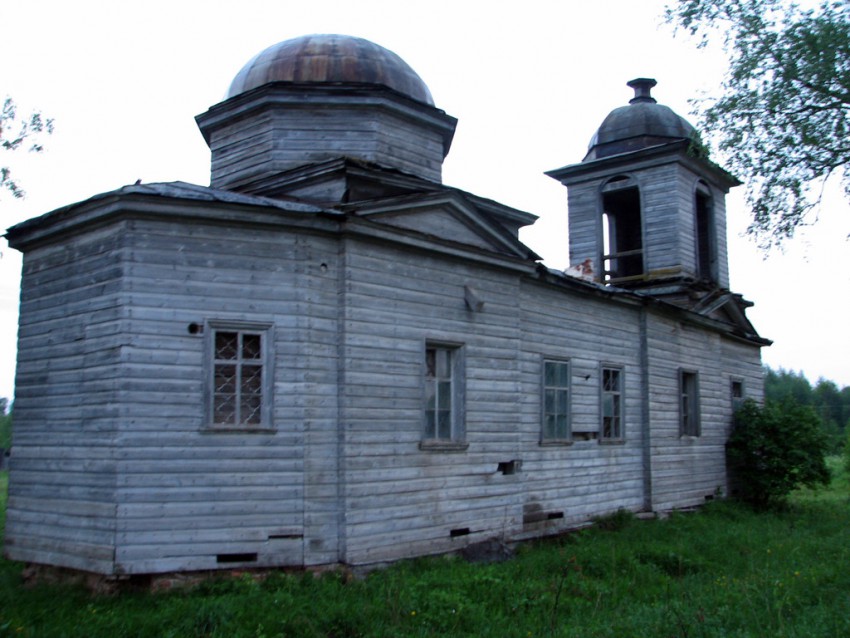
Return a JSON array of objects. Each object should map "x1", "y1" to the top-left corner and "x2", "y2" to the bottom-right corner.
[{"x1": 211, "y1": 329, "x2": 267, "y2": 427}]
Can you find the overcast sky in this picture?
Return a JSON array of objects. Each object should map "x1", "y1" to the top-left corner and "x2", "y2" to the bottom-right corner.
[{"x1": 1, "y1": 0, "x2": 848, "y2": 401}]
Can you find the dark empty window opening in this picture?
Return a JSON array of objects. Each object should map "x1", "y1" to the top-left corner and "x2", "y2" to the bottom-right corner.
[
  {"x1": 731, "y1": 379, "x2": 745, "y2": 412},
  {"x1": 680, "y1": 370, "x2": 701, "y2": 437},
  {"x1": 695, "y1": 184, "x2": 717, "y2": 282},
  {"x1": 450, "y1": 527, "x2": 471, "y2": 537},
  {"x1": 602, "y1": 186, "x2": 644, "y2": 282}
]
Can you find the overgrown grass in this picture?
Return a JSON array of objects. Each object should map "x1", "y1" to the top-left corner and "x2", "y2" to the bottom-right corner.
[{"x1": 1, "y1": 463, "x2": 849, "y2": 637}]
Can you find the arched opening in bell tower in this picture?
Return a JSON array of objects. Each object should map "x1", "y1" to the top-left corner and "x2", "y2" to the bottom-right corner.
[
  {"x1": 601, "y1": 176, "x2": 644, "y2": 283},
  {"x1": 694, "y1": 180, "x2": 717, "y2": 283}
]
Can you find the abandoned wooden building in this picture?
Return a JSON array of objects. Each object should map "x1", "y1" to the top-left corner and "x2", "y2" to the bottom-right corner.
[{"x1": 4, "y1": 34, "x2": 768, "y2": 576}]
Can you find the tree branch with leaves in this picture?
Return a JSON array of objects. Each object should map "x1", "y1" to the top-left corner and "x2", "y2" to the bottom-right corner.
[
  {"x1": 1, "y1": 96, "x2": 54, "y2": 200},
  {"x1": 666, "y1": 0, "x2": 850, "y2": 247}
]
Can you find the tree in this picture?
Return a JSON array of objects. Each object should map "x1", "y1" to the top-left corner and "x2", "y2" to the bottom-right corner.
[
  {"x1": 764, "y1": 366, "x2": 813, "y2": 406},
  {"x1": 1, "y1": 96, "x2": 54, "y2": 199},
  {"x1": 666, "y1": 0, "x2": 850, "y2": 247},
  {"x1": 728, "y1": 398, "x2": 830, "y2": 507}
]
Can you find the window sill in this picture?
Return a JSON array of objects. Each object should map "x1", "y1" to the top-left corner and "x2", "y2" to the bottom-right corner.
[
  {"x1": 539, "y1": 440, "x2": 574, "y2": 447},
  {"x1": 202, "y1": 425, "x2": 277, "y2": 434},
  {"x1": 419, "y1": 440, "x2": 469, "y2": 453},
  {"x1": 679, "y1": 434, "x2": 701, "y2": 441},
  {"x1": 598, "y1": 438, "x2": 626, "y2": 445}
]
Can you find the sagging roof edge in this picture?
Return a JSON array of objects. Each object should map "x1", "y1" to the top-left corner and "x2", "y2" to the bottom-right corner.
[{"x1": 531, "y1": 265, "x2": 771, "y2": 348}]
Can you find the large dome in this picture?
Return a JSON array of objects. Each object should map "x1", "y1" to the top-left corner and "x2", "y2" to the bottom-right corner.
[
  {"x1": 585, "y1": 78, "x2": 695, "y2": 161},
  {"x1": 227, "y1": 34, "x2": 435, "y2": 105}
]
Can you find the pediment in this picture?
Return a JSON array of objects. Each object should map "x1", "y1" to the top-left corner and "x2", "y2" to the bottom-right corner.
[
  {"x1": 693, "y1": 290, "x2": 769, "y2": 344},
  {"x1": 349, "y1": 192, "x2": 536, "y2": 260}
]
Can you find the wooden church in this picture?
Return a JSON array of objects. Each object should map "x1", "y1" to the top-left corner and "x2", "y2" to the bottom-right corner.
[{"x1": 4, "y1": 35, "x2": 768, "y2": 577}]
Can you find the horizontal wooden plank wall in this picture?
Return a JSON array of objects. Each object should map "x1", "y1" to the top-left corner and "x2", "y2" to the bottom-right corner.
[
  {"x1": 6, "y1": 200, "x2": 763, "y2": 576},
  {"x1": 339, "y1": 238, "x2": 525, "y2": 564},
  {"x1": 111, "y1": 218, "x2": 342, "y2": 574},
  {"x1": 646, "y1": 314, "x2": 761, "y2": 511},
  {"x1": 6, "y1": 223, "x2": 127, "y2": 573},
  {"x1": 566, "y1": 181, "x2": 600, "y2": 272},
  {"x1": 519, "y1": 282, "x2": 645, "y2": 533},
  {"x1": 641, "y1": 164, "x2": 687, "y2": 276},
  {"x1": 209, "y1": 105, "x2": 446, "y2": 189}
]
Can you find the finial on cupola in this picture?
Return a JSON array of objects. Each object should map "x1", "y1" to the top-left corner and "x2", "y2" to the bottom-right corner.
[{"x1": 627, "y1": 78, "x2": 658, "y2": 104}]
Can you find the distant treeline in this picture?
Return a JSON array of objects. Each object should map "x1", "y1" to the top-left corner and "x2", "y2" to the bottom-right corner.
[{"x1": 764, "y1": 367, "x2": 849, "y2": 452}]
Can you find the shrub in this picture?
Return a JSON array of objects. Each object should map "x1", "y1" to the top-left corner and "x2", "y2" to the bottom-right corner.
[{"x1": 727, "y1": 399, "x2": 830, "y2": 508}]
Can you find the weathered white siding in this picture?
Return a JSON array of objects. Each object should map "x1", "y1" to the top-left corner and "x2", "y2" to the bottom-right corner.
[
  {"x1": 201, "y1": 96, "x2": 452, "y2": 191},
  {"x1": 110, "y1": 217, "x2": 342, "y2": 574},
  {"x1": 338, "y1": 237, "x2": 527, "y2": 564},
  {"x1": 519, "y1": 282, "x2": 646, "y2": 532},
  {"x1": 5, "y1": 191, "x2": 764, "y2": 577},
  {"x1": 646, "y1": 313, "x2": 761, "y2": 511},
  {"x1": 6, "y1": 223, "x2": 127, "y2": 572}
]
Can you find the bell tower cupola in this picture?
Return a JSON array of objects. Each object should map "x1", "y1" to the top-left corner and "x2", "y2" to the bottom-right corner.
[{"x1": 547, "y1": 78, "x2": 740, "y2": 291}]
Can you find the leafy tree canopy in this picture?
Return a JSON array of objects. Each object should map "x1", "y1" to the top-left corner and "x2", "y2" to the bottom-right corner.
[
  {"x1": 1, "y1": 96, "x2": 54, "y2": 200},
  {"x1": 666, "y1": 0, "x2": 850, "y2": 247}
]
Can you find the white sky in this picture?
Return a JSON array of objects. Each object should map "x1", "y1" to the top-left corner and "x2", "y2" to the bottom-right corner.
[{"x1": 1, "y1": 0, "x2": 848, "y2": 402}]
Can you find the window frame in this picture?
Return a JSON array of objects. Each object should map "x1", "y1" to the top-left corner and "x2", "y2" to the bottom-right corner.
[
  {"x1": 540, "y1": 357, "x2": 572, "y2": 445},
  {"x1": 204, "y1": 320, "x2": 274, "y2": 432},
  {"x1": 421, "y1": 342, "x2": 467, "y2": 451},
  {"x1": 679, "y1": 369, "x2": 701, "y2": 437},
  {"x1": 730, "y1": 377, "x2": 745, "y2": 412},
  {"x1": 599, "y1": 364, "x2": 625, "y2": 443}
]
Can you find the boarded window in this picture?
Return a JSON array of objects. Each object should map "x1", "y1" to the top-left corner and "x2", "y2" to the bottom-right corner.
[
  {"x1": 209, "y1": 326, "x2": 270, "y2": 427},
  {"x1": 424, "y1": 344, "x2": 464, "y2": 443},
  {"x1": 601, "y1": 366, "x2": 623, "y2": 440},
  {"x1": 680, "y1": 370, "x2": 700, "y2": 437},
  {"x1": 542, "y1": 359, "x2": 570, "y2": 442}
]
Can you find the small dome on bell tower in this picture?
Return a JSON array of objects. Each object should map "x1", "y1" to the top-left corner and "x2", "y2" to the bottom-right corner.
[{"x1": 585, "y1": 78, "x2": 696, "y2": 161}]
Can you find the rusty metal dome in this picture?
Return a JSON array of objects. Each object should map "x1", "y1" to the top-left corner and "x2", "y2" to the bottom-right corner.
[
  {"x1": 227, "y1": 34, "x2": 435, "y2": 105},
  {"x1": 585, "y1": 78, "x2": 695, "y2": 161}
]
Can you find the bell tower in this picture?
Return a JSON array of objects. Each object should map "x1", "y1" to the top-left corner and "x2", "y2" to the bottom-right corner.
[{"x1": 547, "y1": 79, "x2": 740, "y2": 292}]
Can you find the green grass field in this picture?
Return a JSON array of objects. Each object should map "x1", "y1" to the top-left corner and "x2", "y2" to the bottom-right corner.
[{"x1": 1, "y1": 462, "x2": 848, "y2": 637}]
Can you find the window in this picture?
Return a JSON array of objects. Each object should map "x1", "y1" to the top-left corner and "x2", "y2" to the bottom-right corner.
[
  {"x1": 207, "y1": 324, "x2": 271, "y2": 428},
  {"x1": 542, "y1": 359, "x2": 570, "y2": 442},
  {"x1": 695, "y1": 181, "x2": 717, "y2": 282},
  {"x1": 600, "y1": 366, "x2": 623, "y2": 441},
  {"x1": 680, "y1": 370, "x2": 700, "y2": 437},
  {"x1": 731, "y1": 378, "x2": 745, "y2": 412},
  {"x1": 423, "y1": 344, "x2": 465, "y2": 446},
  {"x1": 601, "y1": 177, "x2": 643, "y2": 283}
]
